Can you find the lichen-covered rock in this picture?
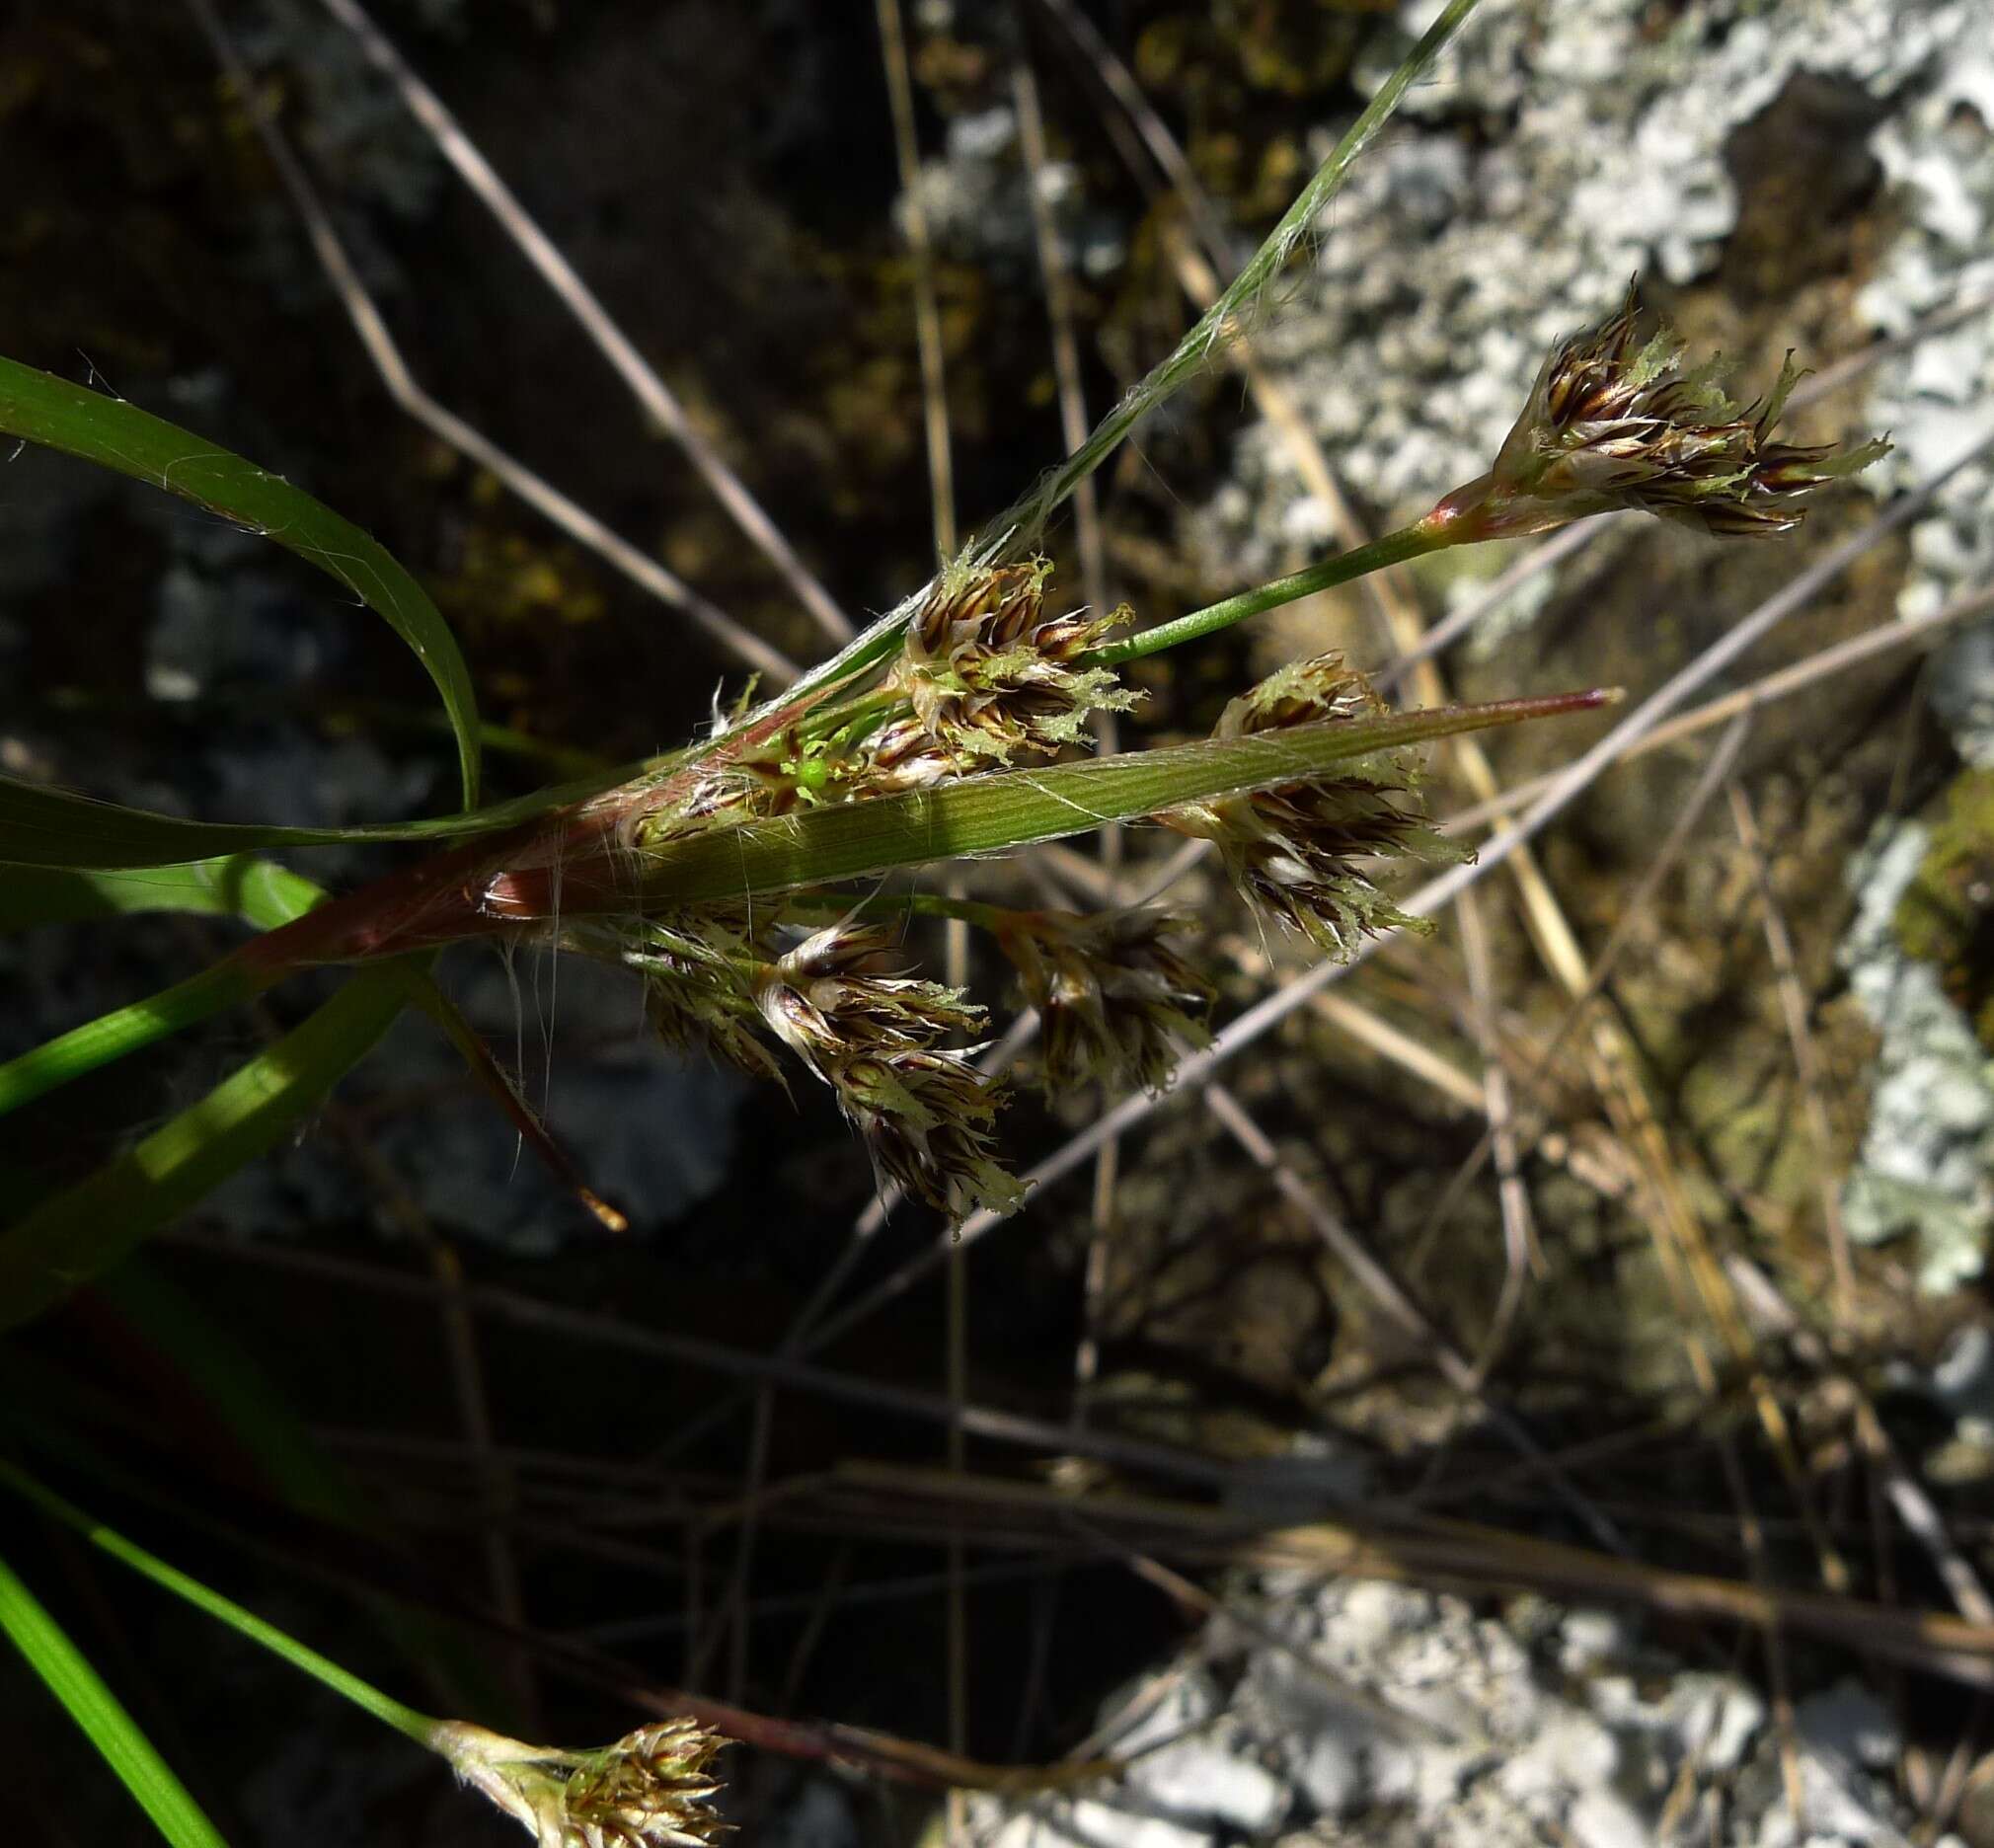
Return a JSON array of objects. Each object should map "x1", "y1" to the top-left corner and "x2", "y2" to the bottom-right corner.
[
  {"x1": 1193, "y1": 0, "x2": 1987, "y2": 593},
  {"x1": 1183, "y1": 0, "x2": 1994, "y2": 1302},
  {"x1": 1838, "y1": 817, "x2": 1994, "y2": 1292},
  {"x1": 973, "y1": 1578, "x2": 1932, "y2": 1847},
  {"x1": 1112, "y1": 1670, "x2": 1290, "y2": 1836},
  {"x1": 1854, "y1": 29, "x2": 1994, "y2": 642}
]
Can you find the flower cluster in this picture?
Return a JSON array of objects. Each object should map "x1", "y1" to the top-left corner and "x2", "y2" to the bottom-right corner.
[
  {"x1": 653, "y1": 563, "x2": 1139, "y2": 830},
  {"x1": 435, "y1": 1716, "x2": 728, "y2": 1848},
  {"x1": 996, "y1": 908, "x2": 1213, "y2": 1096},
  {"x1": 563, "y1": 1722, "x2": 729, "y2": 1848},
  {"x1": 628, "y1": 911, "x2": 785, "y2": 1087},
  {"x1": 604, "y1": 912, "x2": 1021, "y2": 1226},
  {"x1": 665, "y1": 723, "x2": 866, "y2": 828},
  {"x1": 1165, "y1": 654, "x2": 1467, "y2": 955},
  {"x1": 609, "y1": 651, "x2": 1474, "y2": 1221},
  {"x1": 753, "y1": 922, "x2": 1023, "y2": 1223},
  {"x1": 1432, "y1": 288, "x2": 1889, "y2": 541},
  {"x1": 891, "y1": 559, "x2": 1139, "y2": 763},
  {"x1": 569, "y1": 328, "x2": 1806, "y2": 1234}
]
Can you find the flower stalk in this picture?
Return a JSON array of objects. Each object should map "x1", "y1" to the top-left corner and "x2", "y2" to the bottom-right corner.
[
  {"x1": 1087, "y1": 291, "x2": 1887, "y2": 665},
  {"x1": 1088, "y1": 521, "x2": 1451, "y2": 665}
]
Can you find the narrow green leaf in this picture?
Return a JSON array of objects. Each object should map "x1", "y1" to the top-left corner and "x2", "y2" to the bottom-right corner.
[
  {"x1": 0, "y1": 768, "x2": 641, "y2": 870},
  {"x1": 982, "y1": 0, "x2": 1489, "y2": 560},
  {"x1": 0, "y1": 1268, "x2": 511, "y2": 1729},
  {"x1": 0, "y1": 778, "x2": 358, "y2": 868},
  {"x1": 0, "y1": 962, "x2": 266, "y2": 1120},
  {"x1": 638, "y1": 691, "x2": 1612, "y2": 907},
  {"x1": 0, "y1": 353, "x2": 480, "y2": 808},
  {"x1": 0, "y1": 857, "x2": 327, "y2": 931},
  {"x1": 0, "y1": 1544, "x2": 233, "y2": 1848},
  {"x1": 0, "y1": 745, "x2": 675, "y2": 869},
  {"x1": 0, "y1": 1464, "x2": 437, "y2": 1746},
  {"x1": 48, "y1": 1261, "x2": 521, "y2": 1728},
  {"x1": 769, "y1": 0, "x2": 1491, "y2": 717},
  {"x1": 0, "y1": 966, "x2": 413, "y2": 1329},
  {"x1": 0, "y1": 859, "x2": 327, "y2": 1119}
]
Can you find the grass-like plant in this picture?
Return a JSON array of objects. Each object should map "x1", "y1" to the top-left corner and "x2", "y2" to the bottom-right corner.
[{"x1": 0, "y1": 1, "x2": 1888, "y2": 1840}]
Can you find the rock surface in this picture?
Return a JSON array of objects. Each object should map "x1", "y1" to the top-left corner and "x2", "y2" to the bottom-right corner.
[
  {"x1": 1196, "y1": 0, "x2": 1989, "y2": 584},
  {"x1": 977, "y1": 1580, "x2": 1945, "y2": 1848}
]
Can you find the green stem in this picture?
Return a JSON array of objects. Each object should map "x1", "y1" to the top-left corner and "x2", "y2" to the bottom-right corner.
[
  {"x1": 0, "y1": 1461, "x2": 440, "y2": 1748},
  {"x1": 1091, "y1": 521, "x2": 1450, "y2": 665}
]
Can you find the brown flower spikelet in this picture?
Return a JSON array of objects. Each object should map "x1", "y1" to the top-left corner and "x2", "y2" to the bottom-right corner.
[
  {"x1": 997, "y1": 909, "x2": 1214, "y2": 1095},
  {"x1": 564, "y1": 1721, "x2": 729, "y2": 1848},
  {"x1": 1436, "y1": 285, "x2": 1889, "y2": 540},
  {"x1": 894, "y1": 559, "x2": 1139, "y2": 763},
  {"x1": 434, "y1": 1716, "x2": 729, "y2": 1848},
  {"x1": 622, "y1": 911, "x2": 786, "y2": 1087},
  {"x1": 754, "y1": 922, "x2": 1023, "y2": 1225},
  {"x1": 1165, "y1": 654, "x2": 1468, "y2": 955}
]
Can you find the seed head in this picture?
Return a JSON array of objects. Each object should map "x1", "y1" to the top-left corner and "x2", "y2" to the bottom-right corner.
[
  {"x1": 564, "y1": 1722, "x2": 729, "y2": 1848},
  {"x1": 754, "y1": 922, "x2": 1022, "y2": 1225},
  {"x1": 835, "y1": 1043, "x2": 1025, "y2": 1226},
  {"x1": 433, "y1": 1716, "x2": 729, "y2": 1848},
  {"x1": 862, "y1": 713, "x2": 961, "y2": 794},
  {"x1": 894, "y1": 560, "x2": 1139, "y2": 763},
  {"x1": 620, "y1": 911, "x2": 784, "y2": 1085},
  {"x1": 997, "y1": 909, "x2": 1213, "y2": 1095},
  {"x1": 754, "y1": 922, "x2": 986, "y2": 1060},
  {"x1": 1435, "y1": 287, "x2": 1889, "y2": 541},
  {"x1": 1165, "y1": 654, "x2": 1468, "y2": 955}
]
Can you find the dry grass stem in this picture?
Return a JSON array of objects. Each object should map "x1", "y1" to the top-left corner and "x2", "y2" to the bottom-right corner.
[
  {"x1": 313, "y1": 0, "x2": 853, "y2": 644},
  {"x1": 1726, "y1": 781, "x2": 1862, "y2": 1324},
  {"x1": 186, "y1": 0, "x2": 799, "y2": 682}
]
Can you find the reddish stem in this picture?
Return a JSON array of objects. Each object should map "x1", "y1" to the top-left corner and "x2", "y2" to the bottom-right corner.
[{"x1": 238, "y1": 683, "x2": 829, "y2": 975}]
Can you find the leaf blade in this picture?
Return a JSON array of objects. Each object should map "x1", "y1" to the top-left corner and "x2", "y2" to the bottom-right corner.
[
  {"x1": 0, "y1": 858, "x2": 328, "y2": 931},
  {"x1": 0, "y1": 353, "x2": 481, "y2": 808},
  {"x1": 0, "y1": 966, "x2": 413, "y2": 1329},
  {"x1": 0, "y1": 962, "x2": 265, "y2": 1120},
  {"x1": 0, "y1": 1545, "x2": 233, "y2": 1848},
  {"x1": 0, "y1": 766, "x2": 642, "y2": 869},
  {"x1": 636, "y1": 692, "x2": 1611, "y2": 907},
  {"x1": 0, "y1": 858, "x2": 328, "y2": 1118}
]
